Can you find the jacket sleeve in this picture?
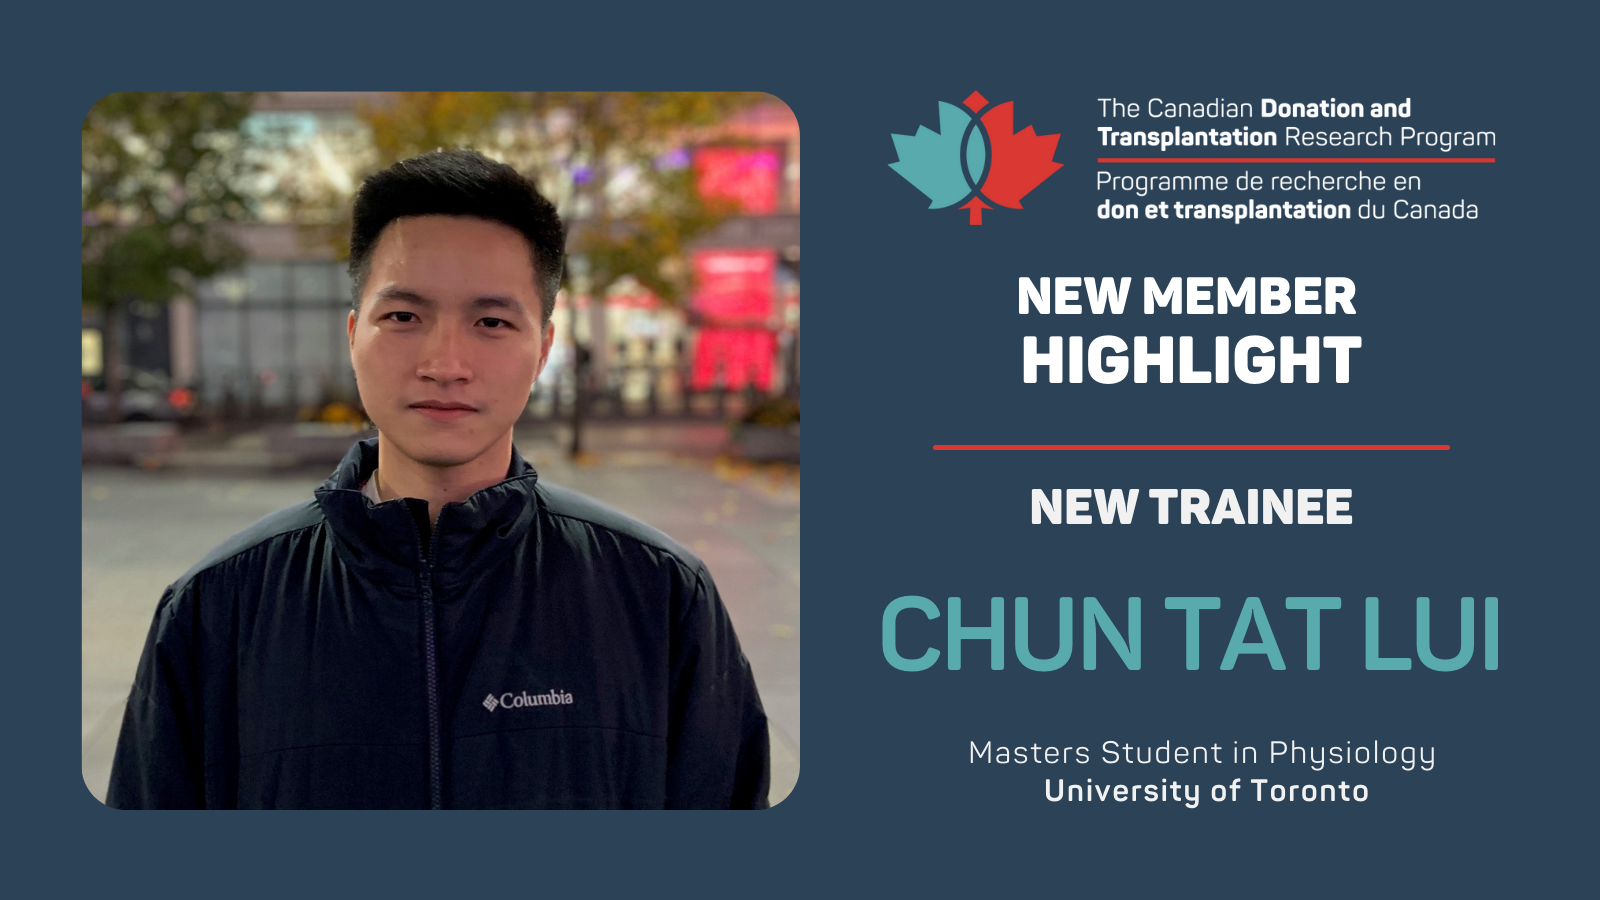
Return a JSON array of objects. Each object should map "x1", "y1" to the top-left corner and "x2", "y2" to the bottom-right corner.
[
  {"x1": 105, "y1": 583, "x2": 206, "y2": 809},
  {"x1": 664, "y1": 565, "x2": 771, "y2": 809}
]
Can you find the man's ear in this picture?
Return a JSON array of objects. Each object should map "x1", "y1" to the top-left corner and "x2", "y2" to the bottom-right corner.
[
  {"x1": 347, "y1": 309, "x2": 357, "y2": 351},
  {"x1": 537, "y1": 320, "x2": 556, "y2": 378}
]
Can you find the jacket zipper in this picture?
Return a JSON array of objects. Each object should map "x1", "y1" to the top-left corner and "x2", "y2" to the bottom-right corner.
[{"x1": 410, "y1": 506, "x2": 445, "y2": 810}]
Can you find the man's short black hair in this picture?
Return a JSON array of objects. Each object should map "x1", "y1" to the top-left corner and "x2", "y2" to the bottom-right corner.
[{"x1": 349, "y1": 149, "x2": 566, "y2": 324}]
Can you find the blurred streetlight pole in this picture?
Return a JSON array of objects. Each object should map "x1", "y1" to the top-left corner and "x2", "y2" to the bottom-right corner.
[{"x1": 565, "y1": 254, "x2": 594, "y2": 461}]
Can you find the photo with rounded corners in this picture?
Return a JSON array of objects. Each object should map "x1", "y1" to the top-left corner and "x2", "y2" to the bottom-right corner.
[{"x1": 81, "y1": 90, "x2": 800, "y2": 809}]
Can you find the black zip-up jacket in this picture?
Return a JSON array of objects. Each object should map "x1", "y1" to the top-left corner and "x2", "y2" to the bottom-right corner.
[{"x1": 107, "y1": 439, "x2": 769, "y2": 809}]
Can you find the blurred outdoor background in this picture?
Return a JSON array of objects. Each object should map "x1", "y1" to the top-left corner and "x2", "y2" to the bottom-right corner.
[{"x1": 81, "y1": 92, "x2": 800, "y2": 805}]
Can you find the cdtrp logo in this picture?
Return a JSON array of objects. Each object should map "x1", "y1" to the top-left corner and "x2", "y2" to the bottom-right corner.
[{"x1": 889, "y1": 91, "x2": 1063, "y2": 224}]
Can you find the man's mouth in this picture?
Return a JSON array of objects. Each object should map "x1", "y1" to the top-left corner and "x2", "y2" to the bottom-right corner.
[{"x1": 409, "y1": 400, "x2": 479, "y2": 421}]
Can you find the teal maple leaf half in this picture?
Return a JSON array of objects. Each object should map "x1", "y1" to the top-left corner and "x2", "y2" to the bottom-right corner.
[{"x1": 889, "y1": 102, "x2": 984, "y2": 210}]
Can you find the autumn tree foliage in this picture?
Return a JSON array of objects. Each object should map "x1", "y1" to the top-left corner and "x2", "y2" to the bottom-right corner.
[
  {"x1": 294, "y1": 91, "x2": 765, "y2": 307},
  {"x1": 82, "y1": 92, "x2": 262, "y2": 415}
]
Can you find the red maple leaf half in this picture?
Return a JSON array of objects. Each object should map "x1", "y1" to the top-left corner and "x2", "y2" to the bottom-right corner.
[{"x1": 978, "y1": 102, "x2": 1063, "y2": 209}]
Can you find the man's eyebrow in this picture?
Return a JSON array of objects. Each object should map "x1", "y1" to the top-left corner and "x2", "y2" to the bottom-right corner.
[
  {"x1": 373, "y1": 287, "x2": 435, "y2": 307},
  {"x1": 470, "y1": 296, "x2": 529, "y2": 315}
]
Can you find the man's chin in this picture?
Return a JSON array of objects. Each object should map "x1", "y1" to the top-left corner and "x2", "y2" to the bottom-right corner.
[{"x1": 380, "y1": 433, "x2": 502, "y2": 470}]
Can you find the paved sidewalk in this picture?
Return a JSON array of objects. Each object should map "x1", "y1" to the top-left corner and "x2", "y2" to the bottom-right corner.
[{"x1": 82, "y1": 426, "x2": 799, "y2": 807}]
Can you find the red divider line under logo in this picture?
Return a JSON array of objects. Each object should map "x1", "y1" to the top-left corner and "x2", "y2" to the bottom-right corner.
[
  {"x1": 1097, "y1": 158, "x2": 1494, "y2": 163},
  {"x1": 932, "y1": 444, "x2": 1450, "y2": 451}
]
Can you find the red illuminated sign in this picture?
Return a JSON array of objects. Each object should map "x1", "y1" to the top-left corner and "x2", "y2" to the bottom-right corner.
[
  {"x1": 694, "y1": 146, "x2": 781, "y2": 215},
  {"x1": 690, "y1": 249, "x2": 778, "y2": 391},
  {"x1": 691, "y1": 249, "x2": 776, "y2": 324},
  {"x1": 691, "y1": 328, "x2": 777, "y2": 392}
]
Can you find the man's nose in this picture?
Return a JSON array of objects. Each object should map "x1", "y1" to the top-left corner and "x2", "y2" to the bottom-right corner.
[{"x1": 416, "y1": 323, "x2": 473, "y2": 383}]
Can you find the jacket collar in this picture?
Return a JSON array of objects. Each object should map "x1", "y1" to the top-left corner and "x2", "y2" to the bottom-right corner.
[{"x1": 314, "y1": 438, "x2": 540, "y2": 591}]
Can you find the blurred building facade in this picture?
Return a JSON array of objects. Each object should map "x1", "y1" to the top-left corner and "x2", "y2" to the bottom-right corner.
[{"x1": 82, "y1": 92, "x2": 800, "y2": 422}]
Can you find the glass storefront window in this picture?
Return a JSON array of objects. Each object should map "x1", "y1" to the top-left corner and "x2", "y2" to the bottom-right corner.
[
  {"x1": 291, "y1": 262, "x2": 338, "y2": 303},
  {"x1": 245, "y1": 262, "x2": 288, "y2": 303}
]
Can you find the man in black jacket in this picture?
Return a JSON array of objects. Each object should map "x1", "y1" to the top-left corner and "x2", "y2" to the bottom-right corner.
[{"x1": 107, "y1": 150, "x2": 770, "y2": 809}]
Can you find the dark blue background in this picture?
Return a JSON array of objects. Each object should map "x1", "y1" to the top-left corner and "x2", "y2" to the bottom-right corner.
[{"x1": 12, "y1": 2, "x2": 1592, "y2": 895}]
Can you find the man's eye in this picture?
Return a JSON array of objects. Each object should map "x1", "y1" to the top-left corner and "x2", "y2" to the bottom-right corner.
[
  {"x1": 479, "y1": 317, "x2": 511, "y2": 329},
  {"x1": 385, "y1": 311, "x2": 419, "y2": 323}
]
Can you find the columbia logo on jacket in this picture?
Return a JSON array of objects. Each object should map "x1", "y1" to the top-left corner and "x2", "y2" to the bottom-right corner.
[{"x1": 483, "y1": 689, "x2": 575, "y2": 712}]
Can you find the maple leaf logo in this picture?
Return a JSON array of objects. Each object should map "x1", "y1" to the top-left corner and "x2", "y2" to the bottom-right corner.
[{"x1": 888, "y1": 91, "x2": 1062, "y2": 224}]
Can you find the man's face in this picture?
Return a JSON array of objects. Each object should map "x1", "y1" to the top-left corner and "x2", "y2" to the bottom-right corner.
[{"x1": 348, "y1": 215, "x2": 554, "y2": 469}]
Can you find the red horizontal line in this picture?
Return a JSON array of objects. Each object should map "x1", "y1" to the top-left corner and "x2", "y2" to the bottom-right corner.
[
  {"x1": 1097, "y1": 157, "x2": 1493, "y2": 163},
  {"x1": 933, "y1": 444, "x2": 1450, "y2": 451}
]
